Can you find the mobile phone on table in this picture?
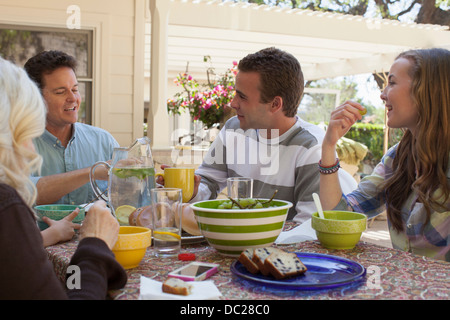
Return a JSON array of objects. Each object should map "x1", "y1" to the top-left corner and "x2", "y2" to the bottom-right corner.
[{"x1": 168, "y1": 262, "x2": 219, "y2": 281}]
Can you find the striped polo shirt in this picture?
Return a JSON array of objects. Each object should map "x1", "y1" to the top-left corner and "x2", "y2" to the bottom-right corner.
[{"x1": 192, "y1": 116, "x2": 357, "y2": 223}]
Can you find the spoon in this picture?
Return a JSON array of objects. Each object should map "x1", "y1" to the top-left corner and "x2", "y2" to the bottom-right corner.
[
  {"x1": 312, "y1": 193, "x2": 325, "y2": 219},
  {"x1": 81, "y1": 188, "x2": 109, "y2": 209},
  {"x1": 80, "y1": 189, "x2": 117, "y2": 217}
]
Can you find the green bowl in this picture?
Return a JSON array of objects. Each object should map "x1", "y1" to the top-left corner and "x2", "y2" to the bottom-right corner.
[
  {"x1": 190, "y1": 199, "x2": 292, "y2": 257},
  {"x1": 34, "y1": 204, "x2": 85, "y2": 230},
  {"x1": 311, "y1": 211, "x2": 367, "y2": 249}
]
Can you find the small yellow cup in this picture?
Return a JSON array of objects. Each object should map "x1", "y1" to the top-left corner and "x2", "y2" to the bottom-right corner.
[{"x1": 156, "y1": 167, "x2": 195, "y2": 202}]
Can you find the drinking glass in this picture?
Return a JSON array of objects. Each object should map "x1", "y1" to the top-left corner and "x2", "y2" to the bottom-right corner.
[
  {"x1": 227, "y1": 177, "x2": 253, "y2": 199},
  {"x1": 151, "y1": 188, "x2": 182, "y2": 257}
]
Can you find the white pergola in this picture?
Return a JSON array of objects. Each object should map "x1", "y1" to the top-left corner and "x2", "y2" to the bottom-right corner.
[{"x1": 147, "y1": 0, "x2": 450, "y2": 148}]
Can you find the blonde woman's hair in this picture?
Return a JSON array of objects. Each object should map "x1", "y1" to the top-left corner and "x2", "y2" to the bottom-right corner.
[
  {"x1": 0, "y1": 57, "x2": 46, "y2": 206},
  {"x1": 383, "y1": 48, "x2": 450, "y2": 231}
]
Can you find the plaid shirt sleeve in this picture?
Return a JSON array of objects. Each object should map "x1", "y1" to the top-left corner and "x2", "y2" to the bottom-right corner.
[
  {"x1": 334, "y1": 146, "x2": 396, "y2": 219},
  {"x1": 335, "y1": 145, "x2": 450, "y2": 261}
]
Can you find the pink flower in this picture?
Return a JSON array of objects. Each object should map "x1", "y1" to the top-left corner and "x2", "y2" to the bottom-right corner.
[
  {"x1": 204, "y1": 99, "x2": 212, "y2": 110},
  {"x1": 168, "y1": 60, "x2": 238, "y2": 128}
]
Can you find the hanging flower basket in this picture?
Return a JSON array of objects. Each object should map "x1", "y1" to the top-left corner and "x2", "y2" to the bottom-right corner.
[{"x1": 167, "y1": 58, "x2": 237, "y2": 130}]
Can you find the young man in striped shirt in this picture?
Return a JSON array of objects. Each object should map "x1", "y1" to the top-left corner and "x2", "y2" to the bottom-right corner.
[{"x1": 190, "y1": 47, "x2": 356, "y2": 223}]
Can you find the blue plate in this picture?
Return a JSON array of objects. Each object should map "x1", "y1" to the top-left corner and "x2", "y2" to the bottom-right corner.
[{"x1": 230, "y1": 252, "x2": 366, "y2": 290}]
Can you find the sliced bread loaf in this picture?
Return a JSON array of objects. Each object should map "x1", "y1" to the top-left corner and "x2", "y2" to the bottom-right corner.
[
  {"x1": 264, "y1": 251, "x2": 307, "y2": 280},
  {"x1": 252, "y1": 247, "x2": 284, "y2": 275},
  {"x1": 238, "y1": 248, "x2": 259, "y2": 274}
]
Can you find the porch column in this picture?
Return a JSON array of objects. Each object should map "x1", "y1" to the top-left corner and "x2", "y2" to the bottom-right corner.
[{"x1": 147, "y1": 0, "x2": 170, "y2": 148}]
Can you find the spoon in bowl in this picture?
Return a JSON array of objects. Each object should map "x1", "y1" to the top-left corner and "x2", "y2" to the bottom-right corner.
[{"x1": 312, "y1": 193, "x2": 325, "y2": 219}]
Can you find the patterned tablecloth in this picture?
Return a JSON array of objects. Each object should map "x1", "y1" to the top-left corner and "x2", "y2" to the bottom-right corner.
[{"x1": 46, "y1": 235, "x2": 449, "y2": 300}]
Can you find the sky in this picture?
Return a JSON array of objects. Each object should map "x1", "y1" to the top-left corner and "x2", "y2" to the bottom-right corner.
[{"x1": 354, "y1": 74, "x2": 384, "y2": 109}]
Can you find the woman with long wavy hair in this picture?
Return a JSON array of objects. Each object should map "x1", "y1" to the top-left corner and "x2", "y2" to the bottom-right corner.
[{"x1": 319, "y1": 48, "x2": 449, "y2": 262}]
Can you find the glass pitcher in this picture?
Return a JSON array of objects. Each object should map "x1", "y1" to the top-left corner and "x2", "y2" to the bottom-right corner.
[{"x1": 89, "y1": 137, "x2": 156, "y2": 225}]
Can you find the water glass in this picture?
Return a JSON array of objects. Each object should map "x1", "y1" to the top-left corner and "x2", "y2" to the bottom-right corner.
[
  {"x1": 227, "y1": 177, "x2": 253, "y2": 199},
  {"x1": 151, "y1": 188, "x2": 182, "y2": 257}
]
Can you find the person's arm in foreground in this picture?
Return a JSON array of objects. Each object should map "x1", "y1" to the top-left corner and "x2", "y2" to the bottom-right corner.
[
  {"x1": 67, "y1": 200, "x2": 127, "y2": 299},
  {"x1": 0, "y1": 192, "x2": 126, "y2": 300}
]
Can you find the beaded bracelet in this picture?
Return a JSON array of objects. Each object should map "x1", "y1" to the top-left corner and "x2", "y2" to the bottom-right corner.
[{"x1": 318, "y1": 158, "x2": 340, "y2": 174}]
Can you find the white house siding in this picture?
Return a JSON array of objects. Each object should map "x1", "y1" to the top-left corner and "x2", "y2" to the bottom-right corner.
[{"x1": 0, "y1": 0, "x2": 145, "y2": 147}]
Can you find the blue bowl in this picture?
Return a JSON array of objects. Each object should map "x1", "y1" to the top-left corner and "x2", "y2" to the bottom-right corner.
[{"x1": 34, "y1": 204, "x2": 85, "y2": 230}]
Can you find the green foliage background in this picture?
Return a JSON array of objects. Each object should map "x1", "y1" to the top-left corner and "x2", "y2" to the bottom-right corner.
[{"x1": 345, "y1": 123, "x2": 403, "y2": 165}]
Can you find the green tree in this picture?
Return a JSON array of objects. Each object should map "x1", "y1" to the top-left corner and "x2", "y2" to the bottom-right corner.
[{"x1": 232, "y1": 0, "x2": 450, "y2": 26}]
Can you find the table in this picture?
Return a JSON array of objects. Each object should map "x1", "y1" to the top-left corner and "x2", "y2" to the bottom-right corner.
[{"x1": 46, "y1": 236, "x2": 449, "y2": 300}]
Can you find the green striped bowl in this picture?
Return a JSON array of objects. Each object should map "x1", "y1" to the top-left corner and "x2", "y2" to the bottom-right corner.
[{"x1": 190, "y1": 199, "x2": 292, "y2": 257}]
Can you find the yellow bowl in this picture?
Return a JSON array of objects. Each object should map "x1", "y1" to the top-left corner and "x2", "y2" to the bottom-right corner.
[
  {"x1": 311, "y1": 211, "x2": 367, "y2": 249},
  {"x1": 112, "y1": 226, "x2": 151, "y2": 269}
]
